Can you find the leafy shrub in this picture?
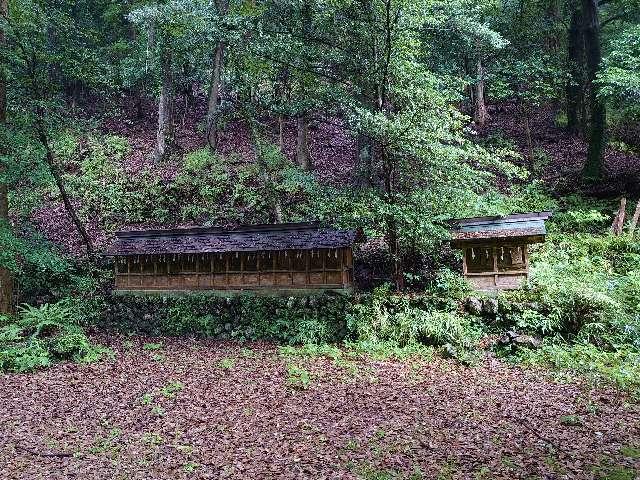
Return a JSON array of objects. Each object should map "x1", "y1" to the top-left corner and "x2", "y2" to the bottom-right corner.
[
  {"x1": 102, "y1": 292, "x2": 352, "y2": 345},
  {"x1": 497, "y1": 232, "x2": 640, "y2": 348},
  {"x1": 346, "y1": 285, "x2": 483, "y2": 354},
  {"x1": 172, "y1": 149, "x2": 231, "y2": 222},
  {"x1": 0, "y1": 299, "x2": 108, "y2": 373},
  {"x1": 286, "y1": 363, "x2": 312, "y2": 390}
]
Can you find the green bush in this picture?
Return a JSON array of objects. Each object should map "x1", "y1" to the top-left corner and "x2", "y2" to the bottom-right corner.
[
  {"x1": 172, "y1": 148, "x2": 231, "y2": 222},
  {"x1": 102, "y1": 292, "x2": 352, "y2": 345},
  {"x1": 346, "y1": 285, "x2": 483, "y2": 353},
  {"x1": 0, "y1": 299, "x2": 108, "y2": 373},
  {"x1": 496, "y1": 230, "x2": 640, "y2": 349}
]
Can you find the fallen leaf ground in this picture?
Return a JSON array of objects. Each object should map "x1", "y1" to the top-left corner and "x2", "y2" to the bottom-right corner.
[{"x1": 1, "y1": 338, "x2": 639, "y2": 479}]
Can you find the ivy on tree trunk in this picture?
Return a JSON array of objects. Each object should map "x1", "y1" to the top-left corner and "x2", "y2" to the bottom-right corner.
[
  {"x1": 0, "y1": 0, "x2": 13, "y2": 315},
  {"x1": 581, "y1": 0, "x2": 606, "y2": 181},
  {"x1": 154, "y1": 49, "x2": 175, "y2": 162}
]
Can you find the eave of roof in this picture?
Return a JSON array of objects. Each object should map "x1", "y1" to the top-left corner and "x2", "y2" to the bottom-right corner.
[
  {"x1": 448, "y1": 211, "x2": 551, "y2": 244},
  {"x1": 449, "y1": 211, "x2": 552, "y2": 228}
]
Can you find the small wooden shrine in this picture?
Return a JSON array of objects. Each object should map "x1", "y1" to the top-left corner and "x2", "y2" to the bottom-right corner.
[
  {"x1": 449, "y1": 212, "x2": 552, "y2": 291},
  {"x1": 105, "y1": 222, "x2": 358, "y2": 293}
]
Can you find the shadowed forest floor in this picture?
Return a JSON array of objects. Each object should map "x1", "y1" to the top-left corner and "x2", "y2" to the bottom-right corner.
[{"x1": 1, "y1": 338, "x2": 638, "y2": 479}]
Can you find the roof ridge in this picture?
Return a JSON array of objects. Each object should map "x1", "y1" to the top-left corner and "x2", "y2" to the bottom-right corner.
[
  {"x1": 451, "y1": 211, "x2": 552, "y2": 228},
  {"x1": 116, "y1": 221, "x2": 327, "y2": 238}
]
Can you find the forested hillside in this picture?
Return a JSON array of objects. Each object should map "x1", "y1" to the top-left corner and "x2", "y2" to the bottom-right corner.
[{"x1": 1, "y1": 1, "x2": 640, "y2": 477}]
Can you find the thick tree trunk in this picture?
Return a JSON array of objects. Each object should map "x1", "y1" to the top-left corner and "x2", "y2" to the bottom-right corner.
[
  {"x1": 566, "y1": 1, "x2": 585, "y2": 134},
  {"x1": 275, "y1": 67, "x2": 290, "y2": 153},
  {"x1": 296, "y1": 115, "x2": 311, "y2": 171},
  {"x1": 581, "y1": 0, "x2": 606, "y2": 180},
  {"x1": 474, "y1": 57, "x2": 489, "y2": 128},
  {"x1": 206, "y1": 41, "x2": 225, "y2": 152},
  {"x1": 154, "y1": 50, "x2": 175, "y2": 162},
  {"x1": 250, "y1": 123, "x2": 284, "y2": 223},
  {"x1": 0, "y1": 0, "x2": 13, "y2": 314},
  {"x1": 36, "y1": 123, "x2": 94, "y2": 256},
  {"x1": 355, "y1": 133, "x2": 374, "y2": 187}
]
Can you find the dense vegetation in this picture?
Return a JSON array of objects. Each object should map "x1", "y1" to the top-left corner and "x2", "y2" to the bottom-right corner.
[{"x1": 0, "y1": 0, "x2": 639, "y2": 400}]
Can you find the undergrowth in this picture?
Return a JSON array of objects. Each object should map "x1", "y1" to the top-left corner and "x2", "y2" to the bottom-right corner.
[{"x1": 0, "y1": 299, "x2": 109, "y2": 373}]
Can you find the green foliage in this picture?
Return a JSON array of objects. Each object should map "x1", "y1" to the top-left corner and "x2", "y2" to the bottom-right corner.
[
  {"x1": 160, "y1": 380, "x2": 184, "y2": 398},
  {"x1": 279, "y1": 343, "x2": 343, "y2": 361},
  {"x1": 62, "y1": 134, "x2": 170, "y2": 228},
  {"x1": 103, "y1": 293, "x2": 351, "y2": 345},
  {"x1": 597, "y1": 25, "x2": 640, "y2": 120},
  {"x1": 173, "y1": 149, "x2": 231, "y2": 221},
  {"x1": 0, "y1": 299, "x2": 108, "y2": 373},
  {"x1": 56, "y1": 138, "x2": 320, "y2": 228},
  {"x1": 346, "y1": 286, "x2": 484, "y2": 356},
  {"x1": 342, "y1": 341, "x2": 435, "y2": 361},
  {"x1": 498, "y1": 232, "x2": 640, "y2": 347},
  {"x1": 286, "y1": 363, "x2": 311, "y2": 390},
  {"x1": 559, "y1": 414, "x2": 583, "y2": 426},
  {"x1": 218, "y1": 357, "x2": 235, "y2": 370}
]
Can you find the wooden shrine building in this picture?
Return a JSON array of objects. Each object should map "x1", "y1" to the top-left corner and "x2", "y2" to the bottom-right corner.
[
  {"x1": 449, "y1": 212, "x2": 552, "y2": 291},
  {"x1": 106, "y1": 222, "x2": 357, "y2": 293}
]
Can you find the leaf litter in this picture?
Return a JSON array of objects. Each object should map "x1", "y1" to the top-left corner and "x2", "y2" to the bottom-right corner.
[{"x1": 0, "y1": 337, "x2": 638, "y2": 479}]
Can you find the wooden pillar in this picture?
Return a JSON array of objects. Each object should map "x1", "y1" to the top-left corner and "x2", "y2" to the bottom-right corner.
[
  {"x1": 462, "y1": 248, "x2": 468, "y2": 275},
  {"x1": 256, "y1": 251, "x2": 261, "y2": 287},
  {"x1": 321, "y1": 249, "x2": 326, "y2": 285},
  {"x1": 492, "y1": 246, "x2": 498, "y2": 288},
  {"x1": 289, "y1": 250, "x2": 293, "y2": 286},
  {"x1": 225, "y1": 253, "x2": 229, "y2": 287}
]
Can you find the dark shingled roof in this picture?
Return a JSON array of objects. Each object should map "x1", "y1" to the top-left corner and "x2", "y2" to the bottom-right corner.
[
  {"x1": 105, "y1": 222, "x2": 358, "y2": 256},
  {"x1": 449, "y1": 211, "x2": 552, "y2": 243}
]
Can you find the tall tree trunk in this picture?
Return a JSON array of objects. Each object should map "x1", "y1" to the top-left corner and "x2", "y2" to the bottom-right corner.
[
  {"x1": 355, "y1": 133, "x2": 374, "y2": 187},
  {"x1": 474, "y1": 57, "x2": 489, "y2": 128},
  {"x1": 545, "y1": 0, "x2": 561, "y2": 51},
  {"x1": 0, "y1": 0, "x2": 13, "y2": 314},
  {"x1": 581, "y1": 0, "x2": 606, "y2": 180},
  {"x1": 381, "y1": 145, "x2": 402, "y2": 290},
  {"x1": 250, "y1": 122, "x2": 283, "y2": 223},
  {"x1": 611, "y1": 197, "x2": 626, "y2": 235},
  {"x1": 275, "y1": 67, "x2": 290, "y2": 153},
  {"x1": 566, "y1": 0, "x2": 585, "y2": 134},
  {"x1": 629, "y1": 198, "x2": 640, "y2": 236},
  {"x1": 154, "y1": 49, "x2": 175, "y2": 162},
  {"x1": 36, "y1": 123, "x2": 94, "y2": 256},
  {"x1": 206, "y1": 39, "x2": 225, "y2": 152},
  {"x1": 296, "y1": 115, "x2": 311, "y2": 171},
  {"x1": 278, "y1": 116, "x2": 285, "y2": 151}
]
